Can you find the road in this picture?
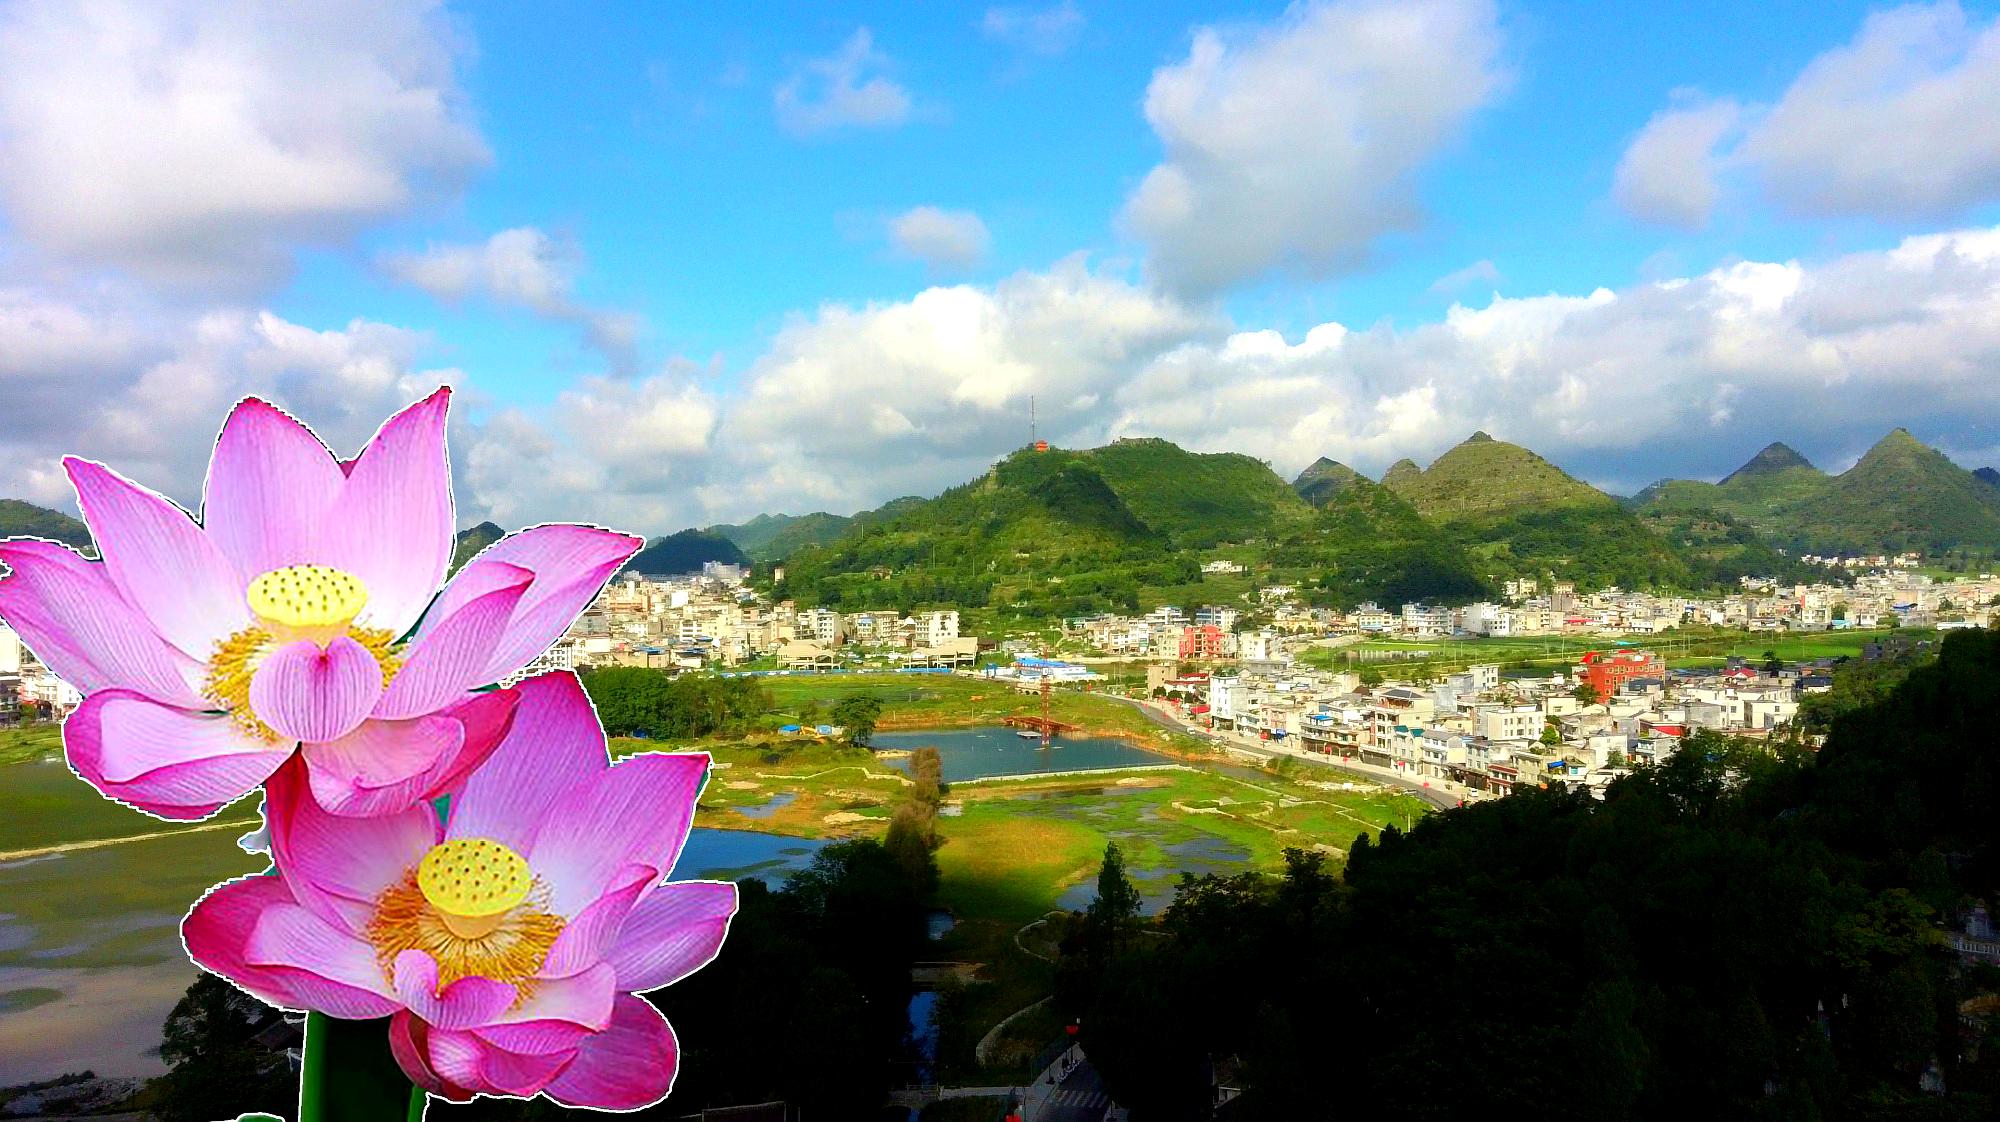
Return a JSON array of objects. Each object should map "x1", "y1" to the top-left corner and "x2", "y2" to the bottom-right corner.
[{"x1": 1101, "y1": 693, "x2": 1463, "y2": 811}]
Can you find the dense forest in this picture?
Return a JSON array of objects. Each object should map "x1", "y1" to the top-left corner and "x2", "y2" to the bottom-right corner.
[{"x1": 1061, "y1": 629, "x2": 2000, "y2": 1119}]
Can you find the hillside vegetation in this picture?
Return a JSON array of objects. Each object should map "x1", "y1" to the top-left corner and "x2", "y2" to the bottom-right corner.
[
  {"x1": 762, "y1": 427, "x2": 1991, "y2": 620},
  {"x1": 0, "y1": 499, "x2": 92, "y2": 552}
]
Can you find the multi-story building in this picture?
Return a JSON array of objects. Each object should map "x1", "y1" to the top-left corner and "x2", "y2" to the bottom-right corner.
[
  {"x1": 1578, "y1": 649, "x2": 1666, "y2": 699},
  {"x1": 1177, "y1": 624, "x2": 1227, "y2": 661}
]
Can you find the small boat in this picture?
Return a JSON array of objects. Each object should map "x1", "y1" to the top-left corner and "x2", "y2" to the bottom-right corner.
[{"x1": 1015, "y1": 729, "x2": 1044, "y2": 740}]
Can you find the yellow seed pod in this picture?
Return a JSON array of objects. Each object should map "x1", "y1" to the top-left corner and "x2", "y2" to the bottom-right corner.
[
  {"x1": 247, "y1": 565, "x2": 369, "y2": 638},
  {"x1": 417, "y1": 838, "x2": 534, "y2": 919}
]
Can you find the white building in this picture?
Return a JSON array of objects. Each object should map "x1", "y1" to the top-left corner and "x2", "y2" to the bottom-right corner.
[{"x1": 0, "y1": 624, "x2": 19, "y2": 674}]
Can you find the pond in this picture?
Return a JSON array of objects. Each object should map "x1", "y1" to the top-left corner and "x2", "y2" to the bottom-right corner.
[
  {"x1": 871, "y1": 725, "x2": 1171, "y2": 782},
  {"x1": 0, "y1": 759, "x2": 826, "y2": 1084}
]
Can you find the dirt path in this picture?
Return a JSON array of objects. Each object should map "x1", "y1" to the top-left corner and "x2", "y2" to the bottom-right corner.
[{"x1": 0, "y1": 817, "x2": 258, "y2": 862}]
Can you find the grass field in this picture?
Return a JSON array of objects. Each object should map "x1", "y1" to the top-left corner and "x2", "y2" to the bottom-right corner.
[
  {"x1": 750, "y1": 672, "x2": 1212, "y2": 755},
  {"x1": 0, "y1": 724, "x2": 62, "y2": 768},
  {"x1": 1300, "y1": 627, "x2": 1915, "y2": 676}
]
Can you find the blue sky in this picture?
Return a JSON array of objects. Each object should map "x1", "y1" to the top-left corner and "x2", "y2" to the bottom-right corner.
[
  {"x1": 284, "y1": 0, "x2": 1997, "y2": 397},
  {"x1": 2, "y1": 0, "x2": 1999, "y2": 530}
]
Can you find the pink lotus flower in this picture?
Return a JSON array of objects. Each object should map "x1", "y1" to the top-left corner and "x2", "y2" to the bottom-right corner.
[
  {"x1": 185, "y1": 672, "x2": 735, "y2": 1109},
  {"x1": 0, "y1": 390, "x2": 640, "y2": 819}
]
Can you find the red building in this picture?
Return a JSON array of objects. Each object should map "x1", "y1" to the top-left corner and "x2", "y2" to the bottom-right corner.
[
  {"x1": 1579, "y1": 649, "x2": 1665, "y2": 699},
  {"x1": 1178, "y1": 624, "x2": 1226, "y2": 660}
]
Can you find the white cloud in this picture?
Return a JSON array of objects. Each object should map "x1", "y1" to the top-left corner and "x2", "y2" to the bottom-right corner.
[
  {"x1": 1743, "y1": 2, "x2": 2000, "y2": 220},
  {"x1": 773, "y1": 28, "x2": 913, "y2": 136},
  {"x1": 380, "y1": 227, "x2": 641, "y2": 372},
  {"x1": 708, "y1": 257, "x2": 1213, "y2": 516},
  {"x1": 1123, "y1": 0, "x2": 1507, "y2": 295},
  {"x1": 7, "y1": 231, "x2": 2000, "y2": 537},
  {"x1": 1428, "y1": 259, "x2": 1503, "y2": 295},
  {"x1": 980, "y1": 2, "x2": 1085, "y2": 55},
  {"x1": 0, "y1": 0, "x2": 486, "y2": 292},
  {"x1": 1618, "y1": 3, "x2": 2000, "y2": 225},
  {"x1": 1104, "y1": 228, "x2": 2000, "y2": 491},
  {"x1": 1613, "y1": 97, "x2": 1742, "y2": 229},
  {"x1": 887, "y1": 207, "x2": 992, "y2": 271}
]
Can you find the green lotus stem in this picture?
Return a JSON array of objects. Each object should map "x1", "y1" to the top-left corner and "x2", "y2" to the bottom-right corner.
[{"x1": 297, "y1": 1012, "x2": 427, "y2": 1122}]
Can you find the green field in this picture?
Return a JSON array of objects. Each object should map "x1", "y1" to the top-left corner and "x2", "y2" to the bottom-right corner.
[
  {"x1": 746, "y1": 672, "x2": 1212, "y2": 754},
  {"x1": 1301, "y1": 627, "x2": 1915, "y2": 676},
  {"x1": 0, "y1": 724, "x2": 62, "y2": 768}
]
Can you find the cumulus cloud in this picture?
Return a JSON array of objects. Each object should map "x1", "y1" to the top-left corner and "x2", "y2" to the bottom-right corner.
[
  {"x1": 1613, "y1": 97, "x2": 1743, "y2": 229},
  {"x1": 8, "y1": 231, "x2": 2000, "y2": 536},
  {"x1": 887, "y1": 207, "x2": 992, "y2": 271},
  {"x1": 0, "y1": 0, "x2": 486, "y2": 292},
  {"x1": 773, "y1": 28, "x2": 913, "y2": 135},
  {"x1": 1618, "y1": 3, "x2": 2000, "y2": 225},
  {"x1": 1123, "y1": 0, "x2": 1507, "y2": 295},
  {"x1": 708, "y1": 257, "x2": 1214, "y2": 516},
  {"x1": 1103, "y1": 227, "x2": 2000, "y2": 493},
  {"x1": 980, "y1": 2, "x2": 1085, "y2": 55},
  {"x1": 0, "y1": 298, "x2": 459, "y2": 512},
  {"x1": 380, "y1": 227, "x2": 642, "y2": 372}
]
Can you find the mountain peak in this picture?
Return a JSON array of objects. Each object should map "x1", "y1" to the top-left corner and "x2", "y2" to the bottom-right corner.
[
  {"x1": 1464, "y1": 430, "x2": 1495, "y2": 444},
  {"x1": 1870, "y1": 427, "x2": 1925, "y2": 453},
  {"x1": 1976, "y1": 466, "x2": 2000, "y2": 490},
  {"x1": 1720, "y1": 441, "x2": 1818, "y2": 486},
  {"x1": 1292, "y1": 457, "x2": 1365, "y2": 506}
]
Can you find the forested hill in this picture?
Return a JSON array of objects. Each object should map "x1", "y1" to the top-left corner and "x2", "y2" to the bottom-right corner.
[
  {"x1": 769, "y1": 434, "x2": 1839, "y2": 616},
  {"x1": 1634, "y1": 429, "x2": 2000, "y2": 553},
  {"x1": 1066, "y1": 628, "x2": 2000, "y2": 1119},
  {"x1": 628, "y1": 528, "x2": 751, "y2": 576},
  {"x1": 759, "y1": 428, "x2": 2000, "y2": 617},
  {"x1": 0, "y1": 499, "x2": 92, "y2": 552}
]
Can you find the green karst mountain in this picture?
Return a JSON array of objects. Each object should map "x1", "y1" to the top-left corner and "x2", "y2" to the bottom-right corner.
[
  {"x1": 1977, "y1": 466, "x2": 2000, "y2": 489},
  {"x1": 742, "y1": 428, "x2": 1997, "y2": 618},
  {"x1": 628, "y1": 528, "x2": 751, "y2": 576},
  {"x1": 449, "y1": 521, "x2": 505, "y2": 573},
  {"x1": 1380, "y1": 433, "x2": 1696, "y2": 591},
  {"x1": 0, "y1": 499, "x2": 93, "y2": 553},
  {"x1": 1635, "y1": 429, "x2": 2000, "y2": 552},
  {"x1": 1291, "y1": 457, "x2": 1364, "y2": 506},
  {"x1": 1380, "y1": 458, "x2": 1422, "y2": 491},
  {"x1": 1382, "y1": 431, "x2": 1615, "y2": 521},
  {"x1": 707, "y1": 511, "x2": 853, "y2": 561}
]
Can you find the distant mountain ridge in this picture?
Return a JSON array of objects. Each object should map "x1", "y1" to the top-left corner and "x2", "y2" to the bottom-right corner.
[
  {"x1": 1634, "y1": 429, "x2": 2000, "y2": 553},
  {"x1": 707, "y1": 511, "x2": 852, "y2": 561}
]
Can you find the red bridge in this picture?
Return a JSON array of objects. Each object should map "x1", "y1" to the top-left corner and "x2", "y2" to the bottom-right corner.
[{"x1": 1002, "y1": 715, "x2": 1081, "y2": 736}]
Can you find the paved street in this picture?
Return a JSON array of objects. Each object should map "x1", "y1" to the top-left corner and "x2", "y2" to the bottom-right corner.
[{"x1": 1035, "y1": 1060, "x2": 1111, "y2": 1121}]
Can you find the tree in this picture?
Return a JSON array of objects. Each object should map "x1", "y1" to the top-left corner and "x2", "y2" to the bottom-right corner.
[
  {"x1": 1832, "y1": 602, "x2": 1849, "y2": 621},
  {"x1": 1540, "y1": 721, "x2": 1562, "y2": 746},
  {"x1": 1572, "y1": 681, "x2": 1602, "y2": 706},
  {"x1": 153, "y1": 976, "x2": 295, "y2": 1122},
  {"x1": 1088, "y1": 841, "x2": 1142, "y2": 931},
  {"x1": 1762, "y1": 649, "x2": 1783, "y2": 674},
  {"x1": 829, "y1": 695, "x2": 883, "y2": 746}
]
